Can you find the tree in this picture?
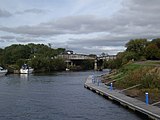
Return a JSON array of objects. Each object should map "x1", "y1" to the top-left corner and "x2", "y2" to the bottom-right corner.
[
  {"x1": 0, "y1": 48, "x2": 4, "y2": 65},
  {"x1": 125, "y1": 39, "x2": 148, "y2": 57},
  {"x1": 145, "y1": 43, "x2": 160, "y2": 60},
  {"x1": 122, "y1": 51, "x2": 139, "y2": 64},
  {"x1": 3, "y1": 44, "x2": 31, "y2": 64},
  {"x1": 151, "y1": 38, "x2": 160, "y2": 48},
  {"x1": 0, "y1": 43, "x2": 67, "y2": 72}
]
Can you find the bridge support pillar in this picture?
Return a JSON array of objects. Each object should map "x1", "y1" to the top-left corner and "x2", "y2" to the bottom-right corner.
[
  {"x1": 94, "y1": 59, "x2": 98, "y2": 71},
  {"x1": 71, "y1": 61, "x2": 73, "y2": 66}
]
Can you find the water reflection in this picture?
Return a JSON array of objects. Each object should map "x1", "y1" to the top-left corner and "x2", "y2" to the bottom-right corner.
[
  {"x1": 5, "y1": 74, "x2": 30, "y2": 86},
  {"x1": 20, "y1": 74, "x2": 29, "y2": 80}
]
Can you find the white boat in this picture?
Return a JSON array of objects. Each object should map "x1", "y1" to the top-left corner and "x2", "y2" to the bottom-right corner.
[
  {"x1": 20, "y1": 64, "x2": 34, "y2": 74},
  {"x1": 0, "y1": 66, "x2": 8, "y2": 76},
  {"x1": 66, "y1": 68, "x2": 70, "y2": 71}
]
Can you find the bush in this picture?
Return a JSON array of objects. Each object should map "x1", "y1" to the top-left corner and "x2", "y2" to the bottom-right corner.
[
  {"x1": 141, "y1": 67, "x2": 160, "y2": 89},
  {"x1": 141, "y1": 73, "x2": 160, "y2": 89}
]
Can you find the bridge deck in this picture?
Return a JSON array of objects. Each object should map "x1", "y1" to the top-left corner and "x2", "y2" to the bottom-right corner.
[{"x1": 84, "y1": 77, "x2": 160, "y2": 120}]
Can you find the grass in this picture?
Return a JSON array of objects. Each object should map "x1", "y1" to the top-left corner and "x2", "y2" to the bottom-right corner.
[
  {"x1": 103, "y1": 61, "x2": 160, "y2": 103},
  {"x1": 144, "y1": 61, "x2": 160, "y2": 65}
]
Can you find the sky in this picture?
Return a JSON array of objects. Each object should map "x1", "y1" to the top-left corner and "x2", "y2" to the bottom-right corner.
[{"x1": 0, "y1": 0, "x2": 160, "y2": 55}]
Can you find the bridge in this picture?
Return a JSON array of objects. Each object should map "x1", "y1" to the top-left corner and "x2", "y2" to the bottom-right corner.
[
  {"x1": 58, "y1": 52, "x2": 116, "y2": 70},
  {"x1": 58, "y1": 54, "x2": 96, "y2": 60}
]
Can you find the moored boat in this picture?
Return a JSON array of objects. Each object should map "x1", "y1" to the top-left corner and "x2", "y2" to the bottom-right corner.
[
  {"x1": 20, "y1": 64, "x2": 34, "y2": 74},
  {"x1": 0, "y1": 66, "x2": 8, "y2": 76},
  {"x1": 66, "y1": 68, "x2": 70, "y2": 71}
]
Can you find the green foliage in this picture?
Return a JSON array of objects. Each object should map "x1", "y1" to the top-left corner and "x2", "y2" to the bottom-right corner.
[
  {"x1": 123, "y1": 67, "x2": 151, "y2": 87},
  {"x1": 16, "y1": 59, "x2": 27, "y2": 68},
  {"x1": 125, "y1": 39, "x2": 147, "y2": 56},
  {"x1": 151, "y1": 38, "x2": 160, "y2": 48},
  {"x1": 81, "y1": 60, "x2": 94, "y2": 70},
  {"x1": 3, "y1": 44, "x2": 31, "y2": 64},
  {"x1": 104, "y1": 58, "x2": 122, "y2": 69},
  {"x1": 0, "y1": 43, "x2": 66, "y2": 72},
  {"x1": 109, "y1": 38, "x2": 160, "y2": 70},
  {"x1": 141, "y1": 73, "x2": 160, "y2": 89},
  {"x1": 0, "y1": 48, "x2": 4, "y2": 64},
  {"x1": 122, "y1": 51, "x2": 138, "y2": 64},
  {"x1": 124, "y1": 38, "x2": 160, "y2": 61},
  {"x1": 141, "y1": 67, "x2": 160, "y2": 89},
  {"x1": 120, "y1": 63, "x2": 144, "y2": 73},
  {"x1": 113, "y1": 62, "x2": 160, "y2": 90},
  {"x1": 52, "y1": 58, "x2": 66, "y2": 71},
  {"x1": 145, "y1": 43, "x2": 160, "y2": 60},
  {"x1": 29, "y1": 55, "x2": 66, "y2": 72}
]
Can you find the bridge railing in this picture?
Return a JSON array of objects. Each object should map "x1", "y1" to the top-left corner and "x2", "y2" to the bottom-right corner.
[{"x1": 58, "y1": 54, "x2": 95, "y2": 60}]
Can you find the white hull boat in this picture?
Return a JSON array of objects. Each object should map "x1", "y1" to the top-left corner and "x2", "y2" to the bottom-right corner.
[
  {"x1": 0, "y1": 67, "x2": 7, "y2": 76},
  {"x1": 66, "y1": 68, "x2": 70, "y2": 71},
  {"x1": 20, "y1": 68, "x2": 34, "y2": 74},
  {"x1": 20, "y1": 64, "x2": 34, "y2": 74}
]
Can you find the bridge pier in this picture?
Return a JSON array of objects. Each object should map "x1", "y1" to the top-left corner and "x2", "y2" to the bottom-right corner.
[
  {"x1": 94, "y1": 59, "x2": 98, "y2": 71},
  {"x1": 71, "y1": 61, "x2": 73, "y2": 66}
]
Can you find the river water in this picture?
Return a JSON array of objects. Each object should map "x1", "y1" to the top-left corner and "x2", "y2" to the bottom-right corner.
[{"x1": 0, "y1": 70, "x2": 144, "y2": 120}]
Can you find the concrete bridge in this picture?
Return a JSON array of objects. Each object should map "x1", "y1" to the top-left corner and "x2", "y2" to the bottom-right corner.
[
  {"x1": 58, "y1": 53, "x2": 116, "y2": 70},
  {"x1": 58, "y1": 54, "x2": 96, "y2": 60}
]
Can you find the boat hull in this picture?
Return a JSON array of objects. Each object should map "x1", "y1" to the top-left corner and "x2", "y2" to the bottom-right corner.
[
  {"x1": 0, "y1": 70, "x2": 8, "y2": 76},
  {"x1": 20, "y1": 68, "x2": 34, "y2": 74}
]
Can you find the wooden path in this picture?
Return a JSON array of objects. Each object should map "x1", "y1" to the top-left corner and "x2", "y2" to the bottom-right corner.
[{"x1": 84, "y1": 75, "x2": 160, "y2": 120}]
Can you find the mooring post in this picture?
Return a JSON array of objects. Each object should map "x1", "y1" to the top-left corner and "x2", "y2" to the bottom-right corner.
[
  {"x1": 97, "y1": 79, "x2": 99, "y2": 86},
  {"x1": 92, "y1": 76, "x2": 95, "y2": 84},
  {"x1": 145, "y1": 92, "x2": 149, "y2": 105},
  {"x1": 93, "y1": 76, "x2": 95, "y2": 84},
  {"x1": 91, "y1": 76, "x2": 93, "y2": 83},
  {"x1": 110, "y1": 83, "x2": 113, "y2": 91}
]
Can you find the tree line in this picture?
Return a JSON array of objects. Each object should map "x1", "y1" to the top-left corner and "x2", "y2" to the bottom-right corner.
[
  {"x1": 104, "y1": 38, "x2": 160, "y2": 69},
  {"x1": 0, "y1": 43, "x2": 95, "y2": 73},
  {"x1": 0, "y1": 43, "x2": 66, "y2": 73}
]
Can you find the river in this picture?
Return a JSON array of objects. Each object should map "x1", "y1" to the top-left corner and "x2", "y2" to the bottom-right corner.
[{"x1": 0, "y1": 70, "x2": 145, "y2": 120}]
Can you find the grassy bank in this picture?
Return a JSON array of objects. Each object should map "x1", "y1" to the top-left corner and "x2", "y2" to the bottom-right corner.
[{"x1": 102, "y1": 61, "x2": 160, "y2": 104}]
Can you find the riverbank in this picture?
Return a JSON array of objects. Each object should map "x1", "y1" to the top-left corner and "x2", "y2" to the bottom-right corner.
[
  {"x1": 102, "y1": 61, "x2": 160, "y2": 105},
  {"x1": 84, "y1": 75, "x2": 160, "y2": 120}
]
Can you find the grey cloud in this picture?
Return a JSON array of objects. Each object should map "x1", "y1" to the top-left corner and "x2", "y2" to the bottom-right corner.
[
  {"x1": 0, "y1": 39, "x2": 14, "y2": 42},
  {"x1": 1, "y1": 0, "x2": 160, "y2": 54},
  {"x1": 0, "y1": 9, "x2": 12, "y2": 17},
  {"x1": 66, "y1": 44, "x2": 124, "y2": 55},
  {"x1": 0, "y1": 40, "x2": 5, "y2": 42},
  {"x1": 0, "y1": 25, "x2": 66, "y2": 36},
  {"x1": 114, "y1": 0, "x2": 160, "y2": 26},
  {"x1": 15, "y1": 37, "x2": 44, "y2": 43},
  {"x1": 0, "y1": 35, "x2": 45, "y2": 43},
  {"x1": 1, "y1": 0, "x2": 160, "y2": 38},
  {"x1": 15, "y1": 8, "x2": 47, "y2": 15},
  {"x1": 0, "y1": 15, "x2": 113, "y2": 36},
  {"x1": 0, "y1": 35, "x2": 15, "y2": 39},
  {"x1": 53, "y1": 35, "x2": 126, "y2": 55},
  {"x1": 69, "y1": 38, "x2": 126, "y2": 47}
]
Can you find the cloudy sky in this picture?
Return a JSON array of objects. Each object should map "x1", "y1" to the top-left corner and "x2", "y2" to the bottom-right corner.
[{"x1": 0, "y1": 0, "x2": 160, "y2": 55}]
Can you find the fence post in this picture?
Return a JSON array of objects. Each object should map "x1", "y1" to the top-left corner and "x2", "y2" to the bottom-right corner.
[
  {"x1": 145, "y1": 92, "x2": 149, "y2": 105},
  {"x1": 110, "y1": 83, "x2": 113, "y2": 91}
]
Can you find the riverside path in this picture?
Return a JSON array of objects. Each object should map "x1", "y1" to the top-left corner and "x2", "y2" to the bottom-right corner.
[{"x1": 84, "y1": 75, "x2": 160, "y2": 120}]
